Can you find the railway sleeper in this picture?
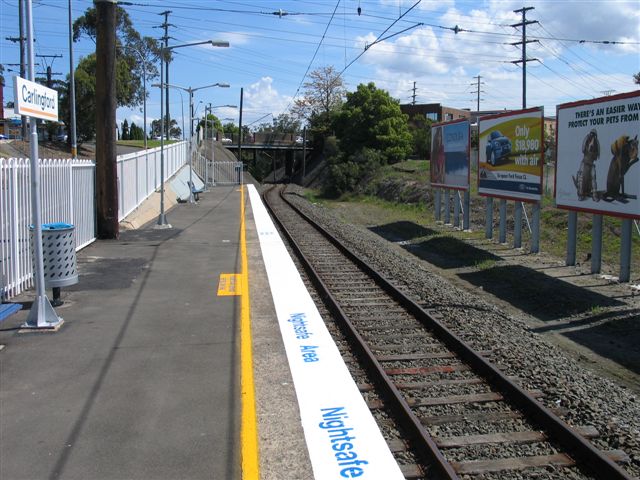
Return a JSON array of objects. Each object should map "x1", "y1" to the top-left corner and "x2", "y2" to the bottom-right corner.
[{"x1": 450, "y1": 449, "x2": 630, "y2": 475}]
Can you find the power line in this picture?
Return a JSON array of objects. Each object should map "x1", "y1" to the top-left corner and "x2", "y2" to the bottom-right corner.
[{"x1": 289, "y1": 0, "x2": 341, "y2": 106}]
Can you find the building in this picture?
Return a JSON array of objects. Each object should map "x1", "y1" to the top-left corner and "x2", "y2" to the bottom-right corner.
[{"x1": 400, "y1": 103, "x2": 471, "y2": 123}]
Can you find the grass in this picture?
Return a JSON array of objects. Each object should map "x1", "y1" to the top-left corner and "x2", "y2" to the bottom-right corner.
[
  {"x1": 117, "y1": 139, "x2": 179, "y2": 149},
  {"x1": 306, "y1": 158, "x2": 640, "y2": 275}
]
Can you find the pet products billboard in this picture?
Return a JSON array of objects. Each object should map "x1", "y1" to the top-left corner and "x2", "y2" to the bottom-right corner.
[
  {"x1": 555, "y1": 90, "x2": 640, "y2": 219},
  {"x1": 478, "y1": 107, "x2": 544, "y2": 201},
  {"x1": 430, "y1": 118, "x2": 470, "y2": 190}
]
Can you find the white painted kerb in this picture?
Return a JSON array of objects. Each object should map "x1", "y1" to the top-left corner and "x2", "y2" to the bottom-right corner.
[{"x1": 248, "y1": 185, "x2": 404, "y2": 480}]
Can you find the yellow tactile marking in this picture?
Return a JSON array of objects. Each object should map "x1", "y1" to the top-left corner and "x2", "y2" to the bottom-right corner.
[
  {"x1": 217, "y1": 273, "x2": 242, "y2": 296},
  {"x1": 240, "y1": 184, "x2": 260, "y2": 479}
]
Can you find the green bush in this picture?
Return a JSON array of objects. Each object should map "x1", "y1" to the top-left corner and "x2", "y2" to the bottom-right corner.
[{"x1": 324, "y1": 147, "x2": 384, "y2": 197}]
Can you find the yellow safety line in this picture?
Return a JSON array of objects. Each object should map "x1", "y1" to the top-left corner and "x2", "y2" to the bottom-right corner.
[{"x1": 240, "y1": 184, "x2": 260, "y2": 479}]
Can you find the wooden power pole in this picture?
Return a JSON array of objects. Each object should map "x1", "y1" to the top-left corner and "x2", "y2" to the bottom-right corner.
[{"x1": 95, "y1": 0, "x2": 119, "y2": 239}]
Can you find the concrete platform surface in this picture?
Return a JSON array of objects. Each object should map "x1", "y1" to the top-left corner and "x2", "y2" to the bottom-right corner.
[{"x1": 0, "y1": 185, "x2": 294, "y2": 480}]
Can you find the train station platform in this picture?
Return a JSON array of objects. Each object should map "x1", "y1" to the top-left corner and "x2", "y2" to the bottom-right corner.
[{"x1": 0, "y1": 181, "x2": 401, "y2": 479}]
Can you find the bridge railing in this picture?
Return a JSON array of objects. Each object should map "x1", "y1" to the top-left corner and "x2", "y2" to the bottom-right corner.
[{"x1": 193, "y1": 152, "x2": 243, "y2": 186}]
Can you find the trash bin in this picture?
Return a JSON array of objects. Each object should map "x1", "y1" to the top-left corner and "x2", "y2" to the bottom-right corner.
[{"x1": 30, "y1": 222, "x2": 78, "y2": 305}]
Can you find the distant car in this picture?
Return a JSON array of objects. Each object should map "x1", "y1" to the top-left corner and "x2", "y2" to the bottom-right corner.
[
  {"x1": 221, "y1": 137, "x2": 233, "y2": 144},
  {"x1": 485, "y1": 130, "x2": 511, "y2": 165},
  {"x1": 295, "y1": 136, "x2": 304, "y2": 144},
  {"x1": 0, "y1": 134, "x2": 7, "y2": 140},
  {"x1": 56, "y1": 134, "x2": 68, "y2": 142},
  {"x1": 152, "y1": 136, "x2": 162, "y2": 140}
]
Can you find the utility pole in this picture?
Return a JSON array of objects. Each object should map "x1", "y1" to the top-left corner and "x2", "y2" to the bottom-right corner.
[
  {"x1": 155, "y1": 11, "x2": 173, "y2": 141},
  {"x1": 36, "y1": 54, "x2": 62, "y2": 87},
  {"x1": 5, "y1": 0, "x2": 28, "y2": 138},
  {"x1": 512, "y1": 7, "x2": 540, "y2": 253},
  {"x1": 68, "y1": 0, "x2": 78, "y2": 158},
  {"x1": 511, "y1": 7, "x2": 538, "y2": 109},
  {"x1": 411, "y1": 81, "x2": 417, "y2": 105},
  {"x1": 95, "y1": 0, "x2": 118, "y2": 239},
  {"x1": 471, "y1": 75, "x2": 484, "y2": 113}
]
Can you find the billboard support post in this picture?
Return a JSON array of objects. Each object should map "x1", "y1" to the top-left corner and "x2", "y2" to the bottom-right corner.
[
  {"x1": 531, "y1": 202, "x2": 540, "y2": 253},
  {"x1": 566, "y1": 211, "x2": 577, "y2": 266},
  {"x1": 434, "y1": 189, "x2": 441, "y2": 222},
  {"x1": 485, "y1": 197, "x2": 493, "y2": 239},
  {"x1": 444, "y1": 189, "x2": 451, "y2": 225},
  {"x1": 453, "y1": 191, "x2": 461, "y2": 228},
  {"x1": 499, "y1": 199, "x2": 507, "y2": 243},
  {"x1": 463, "y1": 190, "x2": 470, "y2": 231},
  {"x1": 591, "y1": 214, "x2": 603, "y2": 274},
  {"x1": 620, "y1": 219, "x2": 632, "y2": 282},
  {"x1": 514, "y1": 201, "x2": 523, "y2": 248}
]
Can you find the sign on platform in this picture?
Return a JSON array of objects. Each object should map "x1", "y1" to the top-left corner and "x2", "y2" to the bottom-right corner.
[
  {"x1": 430, "y1": 118, "x2": 470, "y2": 190},
  {"x1": 13, "y1": 76, "x2": 59, "y2": 121},
  {"x1": 478, "y1": 107, "x2": 544, "y2": 201},
  {"x1": 555, "y1": 91, "x2": 640, "y2": 218}
]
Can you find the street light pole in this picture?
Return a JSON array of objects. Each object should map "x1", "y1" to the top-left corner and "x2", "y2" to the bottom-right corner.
[
  {"x1": 128, "y1": 48, "x2": 148, "y2": 150},
  {"x1": 67, "y1": 0, "x2": 77, "y2": 158},
  {"x1": 153, "y1": 39, "x2": 229, "y2": 226}
]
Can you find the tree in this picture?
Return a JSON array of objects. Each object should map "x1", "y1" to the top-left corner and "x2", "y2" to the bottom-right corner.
[
  {"x1": 73, "y1": 6, "x2": 160, "y2": 108},
  {"x1": 59, "y1": 55, "x2": 96, "y2": 142},
  {"x1": 408, "y1": 114, "x2": 432, "y2": 159},
  {"x1": 332, "y1": 82, "x2": 412, "y2": 164},
  {"x1": 151, "y1": 116, "x2": 181, "y2": 139},
  {"x1": 291, "y1": 66, "x2": 345, "y2": 144},
  {"x1": 223, "y1": 122, "x2": 239, "y2": 136},
  {"x1": 197, "y1": 114, "x2": 223, "y2": 137},
  {"x1": 121, "y1": 119, "x2": 130, "y2": 140},
  {"x1": 634, "y1": 72, "x2": 640, "y2": 85},
  {"x1": 292, "y1": 66, "x2": 345, "y2": 123}
]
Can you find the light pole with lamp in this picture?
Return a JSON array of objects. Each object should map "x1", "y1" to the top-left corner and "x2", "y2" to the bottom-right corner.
[
  {"x1": 154, "y1": 40, "x2": 229, "y2": 227},
  {"x1": 127, "y1": 47, "x2": 148, "y2": 150},
  {"x1": 156, "y1": 82, "x2": 230, "y2": 204}
]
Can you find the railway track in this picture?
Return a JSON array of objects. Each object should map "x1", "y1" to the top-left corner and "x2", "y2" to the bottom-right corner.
[{"x1": 262, "y1": 185, "x2": 633, "y2": 480}]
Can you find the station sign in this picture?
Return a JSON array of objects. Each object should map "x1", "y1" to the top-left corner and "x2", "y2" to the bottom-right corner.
[
  {"x1": 13, "y1": 76, "x2": 59, "y2": 121},
  {"x1": 430, "y1": 118, "x2": 470, "y2": 190},
  {"x1": 478, "y1": 107, "x2": 544, "y2": 201},
  {"x1": 555, "y1": 90, "x2": 640, "y2": 219}
]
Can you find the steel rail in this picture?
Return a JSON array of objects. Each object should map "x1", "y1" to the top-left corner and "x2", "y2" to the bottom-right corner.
[
  {"x1": 265, "y1": 185, "x2": 633, "y2": 480},
  {"x1": 262, "y1": 185, "x2": 458, "y2": 479}
]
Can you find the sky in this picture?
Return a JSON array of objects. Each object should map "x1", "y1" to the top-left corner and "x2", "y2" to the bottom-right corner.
[{"x1": 1, "y1": 0, "x2": 639, "y2": 135}]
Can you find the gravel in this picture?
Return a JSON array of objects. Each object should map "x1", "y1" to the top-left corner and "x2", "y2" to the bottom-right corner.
[{"x1": 282, "y1": 185, "x2": 640, "y2": 479}]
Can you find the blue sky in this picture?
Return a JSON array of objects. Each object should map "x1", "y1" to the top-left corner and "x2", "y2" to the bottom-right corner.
[{"x1": 1, "y1": 0, "x2": 639, "y2": 134}]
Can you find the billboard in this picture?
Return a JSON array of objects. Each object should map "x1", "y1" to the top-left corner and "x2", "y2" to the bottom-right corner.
[
  {"x1": 555, "y1": 91, "x2": 640, "y2": 219},
  {"x1": 430, "y1": 118, "x2": 470, "y2": 190},
  {"x1": 478, "y1": 107, "x2": 544, "y2": 201}
]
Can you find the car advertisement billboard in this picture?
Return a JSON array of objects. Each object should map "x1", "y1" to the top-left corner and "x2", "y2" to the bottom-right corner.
[
  {"x1": 555, "y1": 90, "x2": 640, "y2": 219},
  {"x1": 478, "y1": 107, "x2": 544, "y2": 201},
  {"x1": 430, "y1": 118, "x2": 470, "y2": 190}
]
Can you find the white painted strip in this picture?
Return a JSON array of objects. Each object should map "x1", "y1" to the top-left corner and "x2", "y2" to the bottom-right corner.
[{"x1": 248, "y1": 185, "x2": 404, "y2": 480}]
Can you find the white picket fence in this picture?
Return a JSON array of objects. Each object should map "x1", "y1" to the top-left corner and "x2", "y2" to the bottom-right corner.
[
  {"x1": 1, "y1": 141, "x2": 189, "y2": 300},
  {"x1": 117, "y1": 141, "x2": 187, "y2": 220},
  {"x1": 0, "y1": 157, "x2": 96, "y2": 300}
]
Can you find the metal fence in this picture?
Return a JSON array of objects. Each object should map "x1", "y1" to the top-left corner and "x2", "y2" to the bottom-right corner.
[
  {"x1": 1, "y1": 157, "x2": 96, "y2": 300},
  {"x1": 117, "y1": 141, "x2": 188, "y2": 221},
  {"x1": 193, "y1": 152, "x2": 243, "y2": 186}
]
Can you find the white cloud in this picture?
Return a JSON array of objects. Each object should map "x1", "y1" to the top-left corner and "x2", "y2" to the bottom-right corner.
[
  {"x1": 243, "y1": 76, "x2": 294, "y2": 123},
  {"x1": 338, "y1": 0, "x2": 638, "y2": 113}
]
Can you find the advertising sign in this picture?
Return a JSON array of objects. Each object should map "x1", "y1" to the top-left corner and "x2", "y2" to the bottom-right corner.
[
  {"x1": 430, "y1": 118, "x2": 470, "y2": 190},
  {"x1": 13, "y1": 76, "x2": 59, "y2": 121},
  {"x1": 478, "y1": 107, "x2": 544, "y2": 201},
  {"x1": 555, "y1": 91, "x2": 640, "y2": 219}
]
